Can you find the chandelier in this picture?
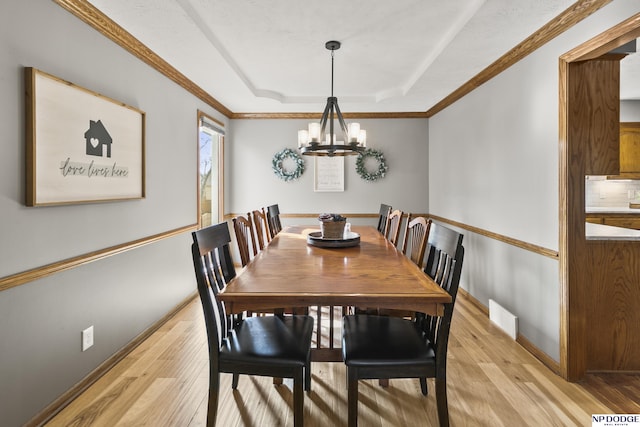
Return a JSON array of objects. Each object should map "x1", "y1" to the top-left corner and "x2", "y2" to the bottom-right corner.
[{"x1": 298, "y1": 41, "x2": 367, "y2": 157}]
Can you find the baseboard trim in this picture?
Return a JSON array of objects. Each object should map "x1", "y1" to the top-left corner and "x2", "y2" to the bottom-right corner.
[
  {"x1": 26, "y1": 292, "x2": 198, "y2": 427},
  {"x1": 458, "y1": 287, "x2": 488, "y2": 316},
  {"x1": 458, "y1": 288, "x2": 560, "y2": 375},
  {"x1": 516, "y1": 333, "x2": 561, "y2": 375}
]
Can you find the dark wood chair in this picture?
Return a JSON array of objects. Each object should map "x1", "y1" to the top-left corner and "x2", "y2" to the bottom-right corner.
[
  {"x1": 378, "y1": 215, "x2": 432, "y2": 319},
  {"x1": 377, "y1": 204, "x2": 392, "y2": 234},
  {"x1": 402, "y1": 215, "x2": 431, "y2": 269},
  {"x1": 384, "y1": 209, "x2": 404, "y2": 246},
  {"x1": 192, "y1": 223, "x2": 313, "y2": 427},
  {"x1": 353, "y1": 207, "x2": 405, "y2": 317},
  {"x1": 342, "y1": 222, "x2": 464, "y2": 427},
  {"x1": 266, "y1": 204, "x2": 282, "y2": 238},
  {"x1": 232, "y1": 214, "x2": 258, "y2": 267},
  {"x1": 252, "y1": 208, "x2": 271, "y2": 249}
]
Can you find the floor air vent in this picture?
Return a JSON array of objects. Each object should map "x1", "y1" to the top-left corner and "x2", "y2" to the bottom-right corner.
[{"x1": 489, "y1": 299, "x2": 518, "y2": 340}]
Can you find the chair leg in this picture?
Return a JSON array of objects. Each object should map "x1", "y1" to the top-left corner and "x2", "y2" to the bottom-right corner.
[
  {"x1": 316, "y1": 305, "x2": 322, "y2": 349},
  {"x1": 207, "y1": 370, "x2": 220, "y2": 427},
  {"x1": 378, "y1": 378, "x2": 389, "y2": 388},
  {"x1": 435, "y1": 378, "x2": 449, "y2": 427},
  {"x1": 304, "y1": 357, "x2": 311, "y2": 391},
  {"x1": 347, "y1": 368, "x2": 359, "y2": 427},
  {"x1": 232, "y1": 373, "x2": 239, "y2": 389},
  {"x1": 420, "y1": 377, "x2": 428, "y2": 395},
  {"x1": 293, "y1": 369, "x2": 304, "y2": 427}
]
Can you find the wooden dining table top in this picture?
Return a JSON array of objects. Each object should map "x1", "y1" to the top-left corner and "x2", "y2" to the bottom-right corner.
[{"x1": 219, "y1": 225, "x2": 452, "y2": 316}]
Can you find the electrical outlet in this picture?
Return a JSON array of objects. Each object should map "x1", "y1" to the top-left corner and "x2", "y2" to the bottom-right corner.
[{"x1": 82, "y1": 326, "x2": 94, "y2": 351}]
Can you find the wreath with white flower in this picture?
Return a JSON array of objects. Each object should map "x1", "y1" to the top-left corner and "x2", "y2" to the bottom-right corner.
[
  {"x1": 356, "y1": 148, "x2": 388, "y2": 181},
  {"x1": 272, "y1": 148, "x2": 305, "y2": 182}
]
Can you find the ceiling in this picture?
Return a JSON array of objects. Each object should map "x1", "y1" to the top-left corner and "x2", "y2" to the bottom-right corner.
[{"x1": 86, "y1": 0, "x2": 639, "y2": 115}]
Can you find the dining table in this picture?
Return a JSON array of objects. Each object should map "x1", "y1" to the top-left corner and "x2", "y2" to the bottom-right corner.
[{"x1": 218, "y1": 224, "x2": 452, "y2": 361}]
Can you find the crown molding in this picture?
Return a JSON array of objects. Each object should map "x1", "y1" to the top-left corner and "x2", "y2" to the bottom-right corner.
[
  {"x1": 53, "y1": 0, "x2": 234, "y2": 118},
  {"x1": 425, "y1": 0, "x2": 613, "y2": 117},
  {"x1": 230, "y1": 111, "x2": 430, "y2": 120},
  {"x1": 55, "y1": 0, "x2": 611, "y2": 120}
]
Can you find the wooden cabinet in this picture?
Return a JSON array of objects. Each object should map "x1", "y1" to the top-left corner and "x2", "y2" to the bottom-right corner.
[
  {"x1": 603, "y1": 216, "x2": 640, "y2": 230},
  {"x1": 576, "y1": 59, "x2": 621, "y2": 176},
  {"x1": 586, "y1": 213, "x2": 640, "y2": 230},
  {"x1": 585, "y1": 216, "x2": 604, "y2": 225},
  {"x1": 620, "y1": 122, "x2": 640, "y2": 174}
]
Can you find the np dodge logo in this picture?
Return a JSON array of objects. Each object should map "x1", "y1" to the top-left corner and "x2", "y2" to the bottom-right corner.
[{"x1": 592, "y1": 414, "x2": 640, "y2": 427}]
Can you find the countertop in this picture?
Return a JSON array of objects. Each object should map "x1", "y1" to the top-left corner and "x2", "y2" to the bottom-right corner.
[
  {"x1": 586, "y1": 222, "x2": 640, "y2": 240},
  {"x1": 586, "y1": 206, "x2": 640, "y2": 214}
]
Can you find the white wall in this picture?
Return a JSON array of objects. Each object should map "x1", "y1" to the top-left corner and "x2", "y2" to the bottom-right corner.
[
  {"x1": 429, "y1": 0, "x2": 640, "y2": 362},
  {"x1": 0, "y1": 1, "x2": 227, "y2": 425},
  {"x1": 227, "y1": 118, "x2": 429, "y2": 221}
]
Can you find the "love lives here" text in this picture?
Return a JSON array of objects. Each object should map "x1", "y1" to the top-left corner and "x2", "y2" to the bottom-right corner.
[{"x1": 59, "y1": 157, "x2": 129, "y2": 178}]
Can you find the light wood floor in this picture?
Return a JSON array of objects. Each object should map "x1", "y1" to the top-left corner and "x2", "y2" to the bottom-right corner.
[{"x1": 45, "y1": 295, "x2": 639, "y2": 426}]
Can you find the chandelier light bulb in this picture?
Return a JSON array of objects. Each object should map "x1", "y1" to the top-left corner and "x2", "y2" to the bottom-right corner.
[
  {"x1": 298, "y1": 130, "x2": 309, "y2": 147},
  {"x1": 348, "y1": 123, "x2": 360, "y2": 143},
  {"x1": 308, "y1": 122, "x2": 321, "y2": 143},
  {"x1": 358, "y1": 130, "x2": 367, "y2": 146}
]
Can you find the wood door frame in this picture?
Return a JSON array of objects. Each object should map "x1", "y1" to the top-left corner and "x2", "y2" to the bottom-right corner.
[{"x1": 559, "y1": 13, "x2": 640, "y2": 381}]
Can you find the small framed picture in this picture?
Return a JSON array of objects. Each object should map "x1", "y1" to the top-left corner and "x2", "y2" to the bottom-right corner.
[{"x1": 314, "y1": 156, "x2": 344, "y2": 192}]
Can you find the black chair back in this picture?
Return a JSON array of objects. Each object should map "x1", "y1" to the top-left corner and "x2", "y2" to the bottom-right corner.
[
  {"x1": 419, "y1": 222, "x2": 464, "y2": 365},
  {"x1": 424, "y1": 222, "x2": 464, "y2": 300},
  {"x1": 266, "y1": 204, "x2": 282, "y2": 237},
  {"x1": 192, "y1": 223, "x2": 237, "y2": 362},
  {"x1": 377, "y1": 204, "x2": 392, "y2": 234}
]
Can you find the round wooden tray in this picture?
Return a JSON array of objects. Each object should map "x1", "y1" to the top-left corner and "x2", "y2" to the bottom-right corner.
[{"x1": 307, "y1": 231, "x2": 360, "y2": 248}]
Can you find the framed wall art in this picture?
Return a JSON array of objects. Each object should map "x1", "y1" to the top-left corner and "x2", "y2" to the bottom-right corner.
[
  {"x1": 314, "y1": 156, "x2": 344, "y2": 192},
  {"x1": 25, "y1": 67, "x2": 145, "y2": 206}
]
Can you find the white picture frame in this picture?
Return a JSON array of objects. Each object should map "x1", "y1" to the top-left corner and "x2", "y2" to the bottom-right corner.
[{"x1": 314, "y1": 156, "x2": 344, "y2": 192}]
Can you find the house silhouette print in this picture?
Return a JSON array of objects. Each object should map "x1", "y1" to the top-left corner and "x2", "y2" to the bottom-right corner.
[{"x1": 85, "y1": 120, "x2": 112, "y2": 158}]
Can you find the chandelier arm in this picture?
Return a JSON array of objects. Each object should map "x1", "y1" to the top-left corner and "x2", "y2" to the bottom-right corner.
[
  {"x1": 318, "y1": 98, "x2": 332, "y2": 143},
  {"x1": 332, "y1": 100, "x2": 350, "y2": 141},
  {"x1": 329, "y1": 102, "x2": 335, "y2": 149}
]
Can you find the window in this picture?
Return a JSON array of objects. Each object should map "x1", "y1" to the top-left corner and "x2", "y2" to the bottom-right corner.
[{"x1": 198, "y1": 111, "x2": 224, "y2": 227}]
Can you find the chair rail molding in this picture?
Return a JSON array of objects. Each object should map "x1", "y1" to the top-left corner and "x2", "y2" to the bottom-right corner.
[{"x1": 0, "y1": 225, "x2": 196, "y2": 292}]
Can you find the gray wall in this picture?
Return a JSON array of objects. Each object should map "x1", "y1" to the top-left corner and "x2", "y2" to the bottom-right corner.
[
  {"x1": 621, "y1": 100, "x2": 640, "y2": 121},
  {"x1": 227, "y1": 118, "x2": 429, "y2": 221},
  {"x1": 428, "y1": 0, "x2": 640, "y2": 362},
  {"x1": 0, "y1": 1, "x2": 226, "y2": 425}
]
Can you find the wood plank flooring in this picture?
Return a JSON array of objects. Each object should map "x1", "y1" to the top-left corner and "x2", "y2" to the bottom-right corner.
[{"x1": 45, "y1": 295, "x2": 639, "y2": 426}]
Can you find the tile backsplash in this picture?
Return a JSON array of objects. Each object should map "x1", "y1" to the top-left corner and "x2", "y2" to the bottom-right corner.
[{"x1": 586, "y1": 177, "x2": 640, "y2": 207}]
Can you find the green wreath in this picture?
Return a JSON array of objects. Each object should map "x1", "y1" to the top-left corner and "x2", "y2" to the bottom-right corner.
[
  {"x1": 272, "y1": 148, "x2": 305, "y2": 182},
  {"x1": 356, "y1": 148, "x2": 388, "y2": 181}
]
